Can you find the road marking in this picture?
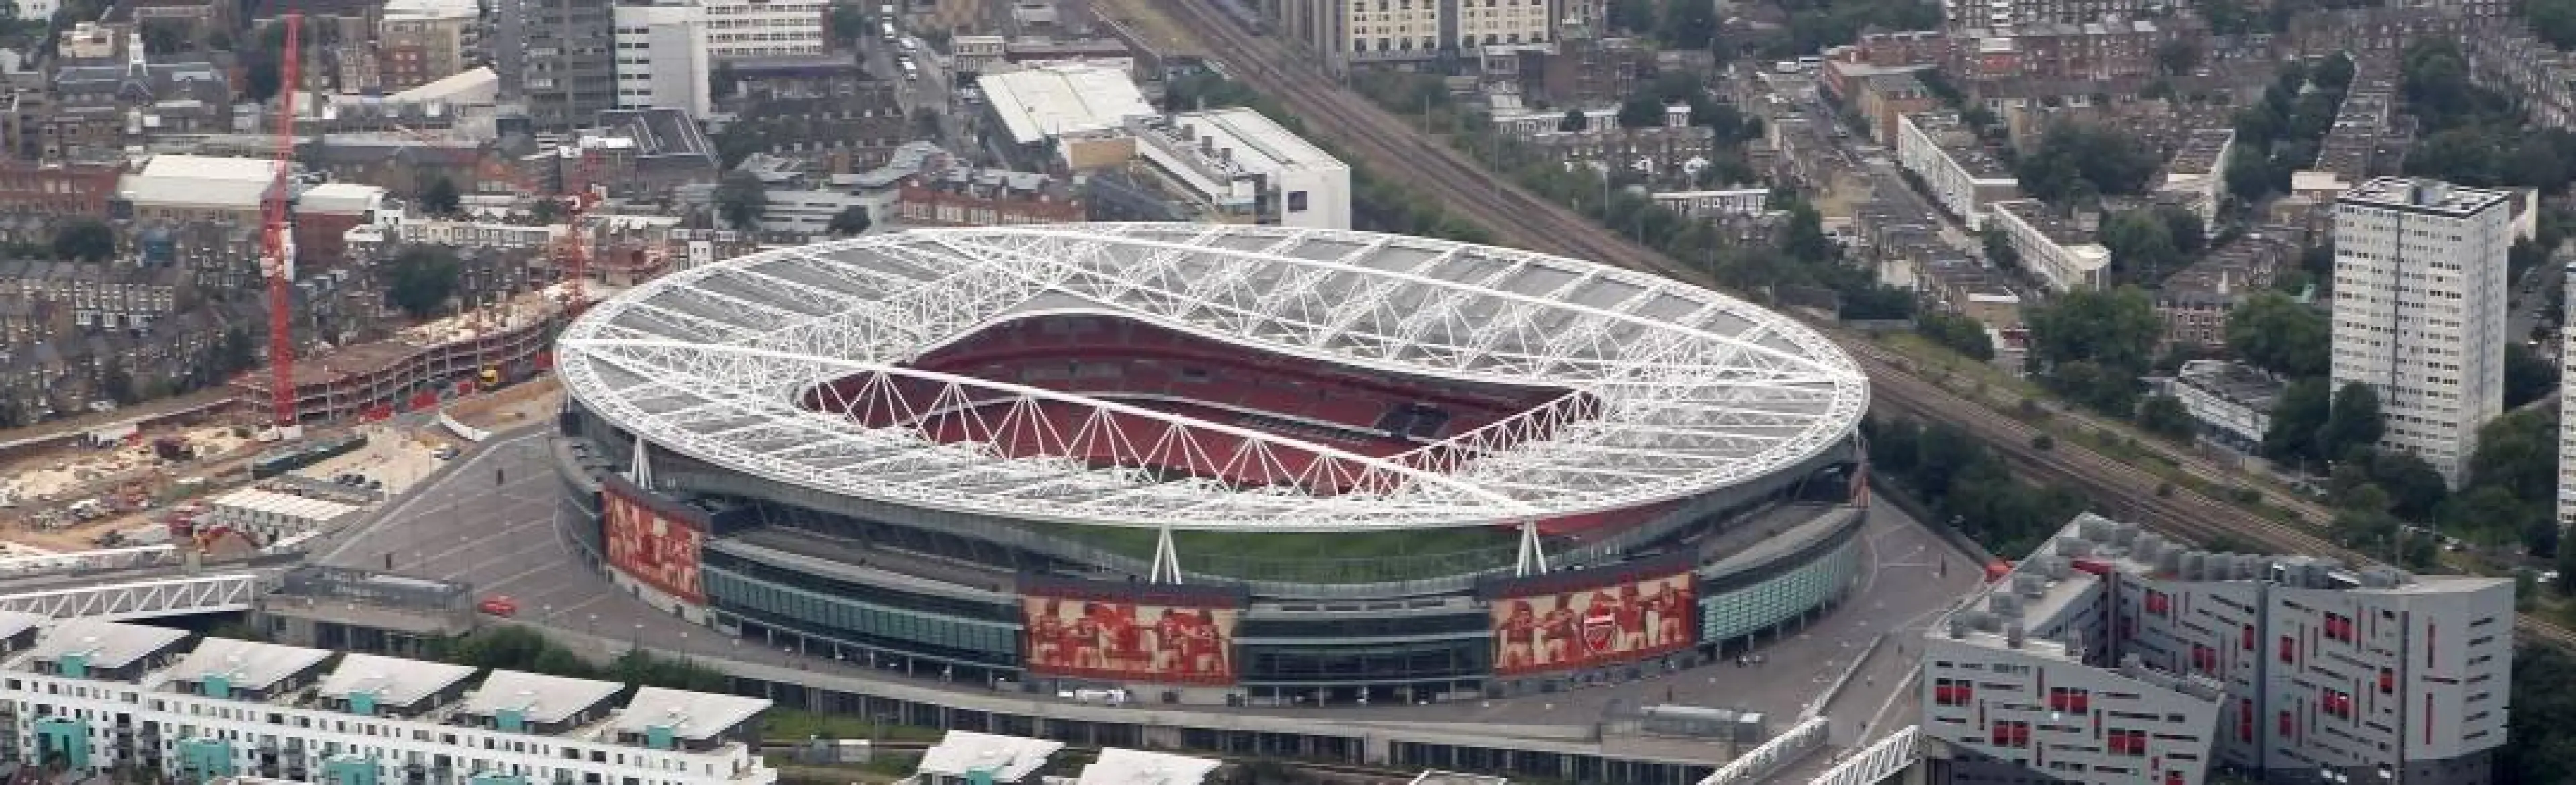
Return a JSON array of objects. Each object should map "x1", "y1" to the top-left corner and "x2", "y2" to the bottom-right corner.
[{"x1": 316, "y1": 429, "x2": 546, "y2": 565}]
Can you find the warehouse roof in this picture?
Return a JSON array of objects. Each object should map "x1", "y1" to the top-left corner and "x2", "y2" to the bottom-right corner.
[
  {"x1": 120, "y1": 155, "x2": 280, "y2": 211},
  {"x1": 209, "y1": 488, "x2": 362, "y2": 524},
  {"x1": 979, "y1": 63, "x2": 1153, "y2": 144}
]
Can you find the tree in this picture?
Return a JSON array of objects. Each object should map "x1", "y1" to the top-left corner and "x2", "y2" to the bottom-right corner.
[
  {"x1": 100, "y1": 363, "x2": 135, "y2": 406},
  {"x1": 1982, "y1": 225, "x2": 2020, "y2": 271},
  {"x1": 2136, "y1": 394, "x2": 2196, "y2": 441},
  {"x1": 2025, "y1": 286, "x2": 2162, "y2": 412},
  {"x1": 2224, "y1": 144, "x2": 2275, "y2": 202},
  {"x1": 2360, "y1": 450, "x2": 2448, "y2": 523},
  {"x1": 1617, "y1": 96, "x2": 1667, "y2": 129},
  {"x1": 2154, "y1": 40, "x2": 2200, "y2": 76},
  {"x1": 241, "y1": 46, "x2": 282, "y2": 104},
  {"x1": 2224, "y1": 292, "x2": 2330, "y2": 378},
  {"x1": 2159, "y1": 206, "x2": 2205, "y2": 256},
  {"x1": 50, "y1": 219, "x2": 114, "y2": 262},
  {"x1": 2263, "y1": 377, "x2": 2332, "y2": 466},
  {"x1": 1605, "y1": 0, "x2": 1655, "y2": 33},
  {"x1": 421, "y1": 176, "x2": 462, "y2": 216},
  {"x1": 385, "y1": 246, "x2": 462, "y2": 319},
  {"x1": 2507, "y1": 342, "x2": 2558, "y2": 409},
  {"x1": 828, "y1": 2, "x2": 869, "y2": 43},
  {"x1": 2100, "y1": 210, "x2": 2181, "y2": 284},
  {"x1": 140, "y1": 17, "x2": 188, "y2": 55},
  {"x1": 1917, "y1": 311, "x2": 1994, "y2": 361},
  {"x1": 713, "y1": 171, "x2": 769, "y2": 231},
  {"x1": 2014, "y1": 123, "x2": 2162, "y2": 203},
  {"x1": 2561, "y1": 539, "x2": 2576, "y2": 597},
  {"x1": 2329, "y1": 484, "x2": 2400, "y2": 552},
  {"x1": 2316, "y1": 382, "x2": 2385, "y2": 462},
  {"x1": 1656, "y1": 0, "x2": 1717, "y2": 48},
  {"x1": 2438, "y1": 484, "x2": 2532, "y2": 545},
  {"x1": 1779, "y1": 200, "x2": 1833, "y2": 263},
  {"x1": 2467, "y1": 409, "x2": 2559, "y2": 501},
  {"x1": 826, "y1": 205, "x2": 872, "y2": 237},
  {"x1": 1558, "y1": 108, "x2": 1587, "y2": 132}
]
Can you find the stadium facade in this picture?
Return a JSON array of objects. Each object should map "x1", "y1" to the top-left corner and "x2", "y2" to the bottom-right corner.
[{"x1": 548, "y1": 224, "x2": 1874, "y2": 704}]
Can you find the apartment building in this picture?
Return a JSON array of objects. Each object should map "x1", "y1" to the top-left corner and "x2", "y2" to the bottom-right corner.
[
  {"x1": 1921, "y1": 513, "x2": 2514, "y2": 785},
  {"x1": 1948, "y1": 19, "x2": 2184, "y2": 83},
  {"x1": 3, "y1": 619, "x2": 774, "y2": 785},
  {"x1": 495, "y1": 0, "x2": 614, "y2": 129},
  {"x1": 1939, "y1": 0, "x2": 2154, "y2": 32},
  {"x1": 2159, "y1": 129, "x2": 2235, "y2": 225},
  {"x1": 701, "y1": 0, "x2": 826, "y2": 59},
  {"x1": 1988, "y1": 199, "x2": 2109, "y2": 292},
  {"x1": 2330, "y1": 178, "x2": 2512, "y2": 485},
  {"x1": 613, "y1": 1, "x2": 716, "y2": 118},
  {"x1": 2155, "y1": 233, "x2": 2292, "y2": 352},
  {"x1": 1283, "y1": 0, "x2": 1554, "y2": 72},
  {"x1": 2560, "y1": 260, "x2": 2576, "y2": 526},
  {"x1": 1895, "y1": 112, "x2": 2020, "y2": 231},
  {"x1": 378, "y1": 0, "x2": 480, "y2": 91},
  {"x1": 2465, "y1": 25, "x2": 2576, "y2": 132}
]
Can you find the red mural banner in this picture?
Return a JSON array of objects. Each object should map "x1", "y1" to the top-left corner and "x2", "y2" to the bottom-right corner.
[
  {"x1": 602, "y1": 485, "x2": 707, "y2": 604},
  {"x1": 1022, "y1": 593, "x2": 1239, "y2": 685},
  {"x1": 1491, "y1": 570, "x2": 1695, "y2": 675}
]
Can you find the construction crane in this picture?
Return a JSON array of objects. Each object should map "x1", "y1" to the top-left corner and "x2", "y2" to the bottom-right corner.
[
  {"x1": 260, "y1": 13, "x2": 303, "y2": 433},
  {"x1": 556, "y1": 144, "x2": 604, "y2": 316}
]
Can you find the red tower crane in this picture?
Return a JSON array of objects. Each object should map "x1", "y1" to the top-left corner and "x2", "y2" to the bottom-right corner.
[
  {"x1": 260, "y1": 13, "x2": 303, "y2": 429},
  {"x1": 557, "y1": 145, "x2": 603, "y2": 315}
]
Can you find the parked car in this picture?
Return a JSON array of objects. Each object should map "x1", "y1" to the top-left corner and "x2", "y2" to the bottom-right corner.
[{"x1": 478, "y1": 595, "x2": 519, "y2": 616}]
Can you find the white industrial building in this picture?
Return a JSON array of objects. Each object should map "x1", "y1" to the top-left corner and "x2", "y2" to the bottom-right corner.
[
  {"x1": 978, "y1": 63, "x2": 1156, "y2": 148},
  {"x1": 614, "y1": 2, "x2": 715, "y2": 119},
  {"x1": 1130, "y1": 109, "x2": 1350, "y2": 231},
  {"x1": 5, "y1": 619, "x2": 775, "y2": 785},
  {"x1": 202, "y1": 488, "x2": 362, "y2": 540},
  {"x1": 2162, "y1": 360, "x2": 2282, "y2": 452},
  {"x1": 1894, "y1": 112, "x2": 2019, "y2": 231},
  {"x1": 1920, "y1": 513, "x2": 2514, "y2": 785},
  {"x1": 2332, "y1": 178, "x2": 2512, "y2": 485},
  {"x1": 1650, "y1": 188, "x2": 1769, "y2": 219}
]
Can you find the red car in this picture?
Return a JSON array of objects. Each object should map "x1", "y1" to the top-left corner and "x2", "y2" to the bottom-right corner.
[{"x1": 478, "y1": 596, "x2": 519, "y2": 617}]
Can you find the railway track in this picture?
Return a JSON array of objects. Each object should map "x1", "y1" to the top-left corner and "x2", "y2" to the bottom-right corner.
[{"x1": 1140, "y1": 0, "x2": 2576, "y2": 650}]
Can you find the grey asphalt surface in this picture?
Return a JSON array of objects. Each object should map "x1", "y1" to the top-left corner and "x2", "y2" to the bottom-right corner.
[{"x1": 317, "y1": 432, "x2": 1976, "y2": 738}]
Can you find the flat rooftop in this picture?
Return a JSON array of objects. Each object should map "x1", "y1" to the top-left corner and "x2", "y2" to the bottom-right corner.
[
  {"x1": 169, "y1": 638, "x2": 335, "y2": 693},
  {"x1": 2166, "y1": 129, "x2": 2233, "y2": 176},
  {"x1": 319, "y1": 653, "x2": 478, "y2": 707},
  {"x1": 1169, "y1": 108, "x2": 1344, "y2": 173},
  {"x1": 2339, "y1": 177, "x2": 2512, "y2": 218},
  {"x1": 979, "y1": 63, "x2": 1154, "y2": 145},
  {"x1": 613, "y1": 686, "x2": 771, "y2": 742},
  {"x1": 1077, "y1": 748, "x2": 1225, "y2": 785},
  {"x1": 211, "y1": 488, "x2": 362, "y2": 523},
  {"x1": 2174, "y1": 360, "x2": 2284, "y2": 411},
  {"x1": 460, "y1": 670, "x2": 624, "y2": 725},
  {"x1": 25, "y1": 619, "x2": 188, "y2": 671},
  {"x1": 918, "y1": 730, "x2": 1066, "y2": 781}
]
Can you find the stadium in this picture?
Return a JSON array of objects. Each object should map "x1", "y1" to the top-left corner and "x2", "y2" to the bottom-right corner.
[{"x1": 549, "y1": 223, "x2": 1874, "y2": 705}]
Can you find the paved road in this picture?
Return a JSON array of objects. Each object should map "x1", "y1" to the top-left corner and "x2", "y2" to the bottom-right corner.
[{"x1": 322, "y1": 433, "x2": 1978, "y2": 735}]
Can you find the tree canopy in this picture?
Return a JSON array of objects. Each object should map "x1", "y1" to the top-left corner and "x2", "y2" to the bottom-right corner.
[
  {"x1": 2014, "y1": 123, "x2": 2161, "y2": 204},
  {"x1": 713, "y1": 172, "x2": 769, "y2": 232},
  {"x1": 826, "y1": 205, "x2": 873, "y2": 237},
  {"x1": 50, "y1": 219, "x2": 114, "y2": 262},
  {"x1": 2317, "y1": 382, "x2": 2385, "y2": 463},
  {"x1": 1917, "y1": 311, "x2": 1994, "y2": 361},
  {"x1": 2225, "y1": 292, "x2": 2330, "y2": 378},
  {"x1": 421, "y1": 176, "x2": 462, "y2": 216},
  {"x1": 385, "y1": 246, "x2": 461, "y2": 319},
  {"x1": 2025, "y1": 286, "x2": 2161, "y2": 412}
]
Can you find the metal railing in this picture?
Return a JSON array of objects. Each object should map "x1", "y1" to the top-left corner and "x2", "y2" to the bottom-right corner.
[
  {"x1": 1803, "y1": 726, "x2": 1920, "y2": 785},
  {"x1": 0, "y1": 572, "x2": 260, "y2": 620},
  {"x1": 1696, "y1": 716, "x2": 1829, "y2": 785}
]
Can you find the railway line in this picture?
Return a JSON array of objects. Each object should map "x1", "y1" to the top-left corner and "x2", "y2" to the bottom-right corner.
[{"x1": 1138, "y1": 0, "x2": 2576, "y2": 650}]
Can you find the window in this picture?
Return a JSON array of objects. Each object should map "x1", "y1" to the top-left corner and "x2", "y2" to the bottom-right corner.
[
  {"x1": 2238, "y1": 698, "x2": 2255, "y2": 743},
  {"x1": 2191, "y1": 644, "x2": 2217, "y2": 674},
  {"x1": 2325, "y1": 613, "x2": 2355, "y2": 643},
  {"x1": 1287, "y1": 191, "x2": 1309, "y2": 212},
  {"x1": 2106, "y1": 729, "x2": 2147, "y2": 756},
  {"x1": 2047, "y1": 687, "x2": 2089, "y2": 713},
  {"x1": 2279, "y1": 709, "x2": 2297, "y2": 739},
  {"x1": 2144, "y1": 590, "x2": 2170, "y2": 617},
  {"x1": 2381, "y1": 667, "x2": 2396, "y2": 694},
  {"x1": 1934, "y1": 678, "x2": 1973, "y2": 706},
  {"x1": 2242, "y1": 623, "x2": 2255, "y2": 651},
  {"x1": 1990, "y1": 720, "x2": 2031, "y2": 747},
  {"x1": 2324, "y1": 688, "x2": 2354, "y2": 719},
  {"x1": 2279, "y1": 635, "x2": 2297, "y2": 664}
]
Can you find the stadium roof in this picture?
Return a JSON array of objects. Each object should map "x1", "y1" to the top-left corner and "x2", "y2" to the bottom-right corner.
[{"x1": 557, "y1": 224, "x2": 1869, "y2": 532}]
